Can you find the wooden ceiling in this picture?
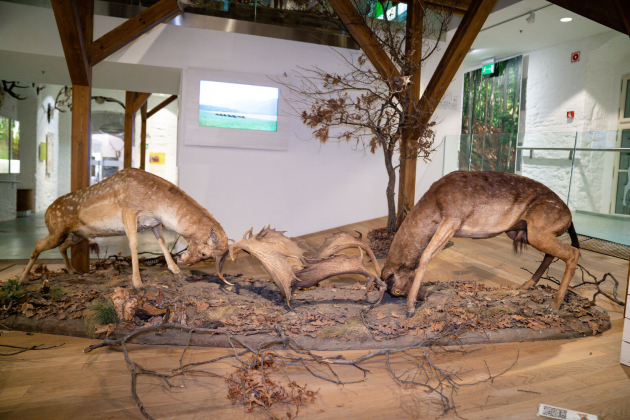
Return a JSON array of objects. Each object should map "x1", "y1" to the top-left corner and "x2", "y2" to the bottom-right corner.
[{"x1": 412, "y1": 0, "x2": 630, "y2": 35}]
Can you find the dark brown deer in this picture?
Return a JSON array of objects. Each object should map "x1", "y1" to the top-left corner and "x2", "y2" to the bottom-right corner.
[
  {"x1": 381, "y1": 171, "x2": 580, "y2": 317},
  {"x1": 19, "y1": 168, "x2": 229, "y2": 288}
]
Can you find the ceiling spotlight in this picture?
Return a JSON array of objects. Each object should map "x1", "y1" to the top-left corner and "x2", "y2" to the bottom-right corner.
[
  {"x1": 526, "y1": 12, "x2": 535, "y2": 24},
  {"x1": 560, "y1": 17, "x2": 572, "y2": 22}
]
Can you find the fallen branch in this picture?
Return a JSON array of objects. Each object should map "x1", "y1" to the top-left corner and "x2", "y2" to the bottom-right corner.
[
  {"x1": 85, "y1": 318, "x2": 517, "y2": 419},
  {"x1": 521, "y1": 261, "x2": 625, "y2": 307}
]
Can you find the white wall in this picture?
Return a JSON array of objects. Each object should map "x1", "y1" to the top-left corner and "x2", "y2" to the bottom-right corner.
[
  {"x1": 0, "y1": 2, "x2": 462, "y2": 237},
  {"x1": 137, "y1": 94, "x2": 179, "y2": 185},
  {"x1": 520, "y1": 30, "x2": 630, "y2": 213}
]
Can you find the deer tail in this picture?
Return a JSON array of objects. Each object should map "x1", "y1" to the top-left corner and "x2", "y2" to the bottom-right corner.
[
  {"x1": 512, "y1": 230, "x2": 527, "y2": 255},
  {"x1": 567, "y1": 222, "x2": 579, "y2": 249}
]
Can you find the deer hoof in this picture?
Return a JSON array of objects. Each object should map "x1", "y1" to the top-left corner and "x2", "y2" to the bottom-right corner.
[{"x1": 407, "y1": 309, "x2": 415, "y2": 318}]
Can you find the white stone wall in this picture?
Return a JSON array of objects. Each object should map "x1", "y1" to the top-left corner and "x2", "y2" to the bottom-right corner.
[
  {"x1": 135, "y1": 94, "x2": 178, "y2": 185},
  {"x1": 34, "y1": 87, "x2": 61, "y2": 212},
  {"x1": 520, "y1": 31, "x2": 630, "y2": 213},
  {"x1": 57, "y1": 108, "x2": 71, "y2": 196}
]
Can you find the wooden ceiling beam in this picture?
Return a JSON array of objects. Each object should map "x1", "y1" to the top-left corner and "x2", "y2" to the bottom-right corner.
[
  {"x1": 615, "y1": 0, "x2": 630, "y2": 36},
  {"x1": 131, "y1": 92, "x2": 152, "y2": 115},
  {"x1": 328, "y1": 0, "x2": 401, "y2": 79},
  {"x1": 547, "y1": 0, "x2": 627, "y2": 35},
  {"x1": 147, "y1": 95, "x2": 178, "y2": 118},
  {"x1": 90, "y1": 0, "x2": 180, "y2": 66},
  {"x1": 418, "y1": 0, "x2": 498, "y2": 124},
  {"x1": 50, "y1": 0, "x2": 91, "y2": 86}
]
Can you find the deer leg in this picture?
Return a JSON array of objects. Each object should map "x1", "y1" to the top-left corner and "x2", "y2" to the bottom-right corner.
[
  {"x1": 59, "y1": 236, "x2": 83, "y2": 274},
  {"x1": 152, "y1": 224, "x2": 182, "y2": 275},
  {"x1": 406, "y1": 221, "x2": 459, "y2": 317},
  {"x1": 527, "y1": 233, "x2": 579, "y2": 310},
  {"x1": 520, "y1": 253, "x2": 554, "y2": 290},
  {"x1": 122, "y1": 210, "x2": 143, "y2": 289},
  {"x1": 19, "y1": 233, "x2": 68, "y2": 284}
]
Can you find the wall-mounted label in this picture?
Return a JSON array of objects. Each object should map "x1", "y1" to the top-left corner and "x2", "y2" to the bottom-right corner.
[
  {"x1": 149, "y1": 152, "x2": 165, "y2": 165},
  {"x1": 481, "y1": 63, "x2": 495, "y2": 75}
]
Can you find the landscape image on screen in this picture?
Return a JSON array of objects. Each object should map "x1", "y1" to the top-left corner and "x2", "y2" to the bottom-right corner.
[{"x1": 199, "y1": 80, "x2": 279, "y2": 132}]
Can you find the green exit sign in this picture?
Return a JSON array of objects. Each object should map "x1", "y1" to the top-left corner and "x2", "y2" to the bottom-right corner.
[{"x1": 482, "y1": 63, "x2": 495, "y2": 75}]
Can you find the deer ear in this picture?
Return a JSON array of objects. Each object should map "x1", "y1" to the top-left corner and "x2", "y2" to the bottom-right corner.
[{"x1": 210, "y1": 228, "x2": 217, "y2": 244}]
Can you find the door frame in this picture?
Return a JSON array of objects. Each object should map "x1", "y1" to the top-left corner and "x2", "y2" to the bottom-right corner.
[{"x1": 611, "y1": 73, "x2": 630, "y2": 214}]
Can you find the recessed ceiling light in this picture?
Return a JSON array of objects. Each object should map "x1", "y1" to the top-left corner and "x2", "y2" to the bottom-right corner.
[
  {"x1": 468, "y1": 48, "x2": 476, "y2": 53},
  {"x1": 560, "y1": 17, "x2": 572, "y2": 22}
]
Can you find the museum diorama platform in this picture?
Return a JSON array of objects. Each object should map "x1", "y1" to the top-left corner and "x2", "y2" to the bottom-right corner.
[{"x1": 0, "y1": 217, "x2": 628, "y2": 420}]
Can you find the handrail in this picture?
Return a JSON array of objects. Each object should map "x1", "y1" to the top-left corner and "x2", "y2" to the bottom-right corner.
[{"x1": 516, "y1": 147, "x2": 630, "y2": 152}]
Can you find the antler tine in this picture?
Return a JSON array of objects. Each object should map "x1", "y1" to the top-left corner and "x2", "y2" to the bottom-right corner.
[
  {"x1": 357, "y1": 247, "x2": 364, "y2": 261},
  {"x1": 354, "y1": 229, "x2": 363, "y2": 240},
  {"x1": 215, "y1": 250, "x2": 234, "y2": 286},
  {"x1": 243, "y1": 228, "x2": 253, "y2": 241}
]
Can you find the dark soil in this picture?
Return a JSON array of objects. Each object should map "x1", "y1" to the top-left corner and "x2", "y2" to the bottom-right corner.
[{"x1": 0, "y1": 258, "x2": 610, "y2": 350}]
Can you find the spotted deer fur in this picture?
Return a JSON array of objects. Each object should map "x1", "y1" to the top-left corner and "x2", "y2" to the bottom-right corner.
[{"x1": 19, "y1": 168, "x2": 228, "y2": 288}]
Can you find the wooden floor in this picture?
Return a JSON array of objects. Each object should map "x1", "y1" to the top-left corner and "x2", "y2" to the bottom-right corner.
[{"x1": 1, "y1": 217, "x2": 629, "y2": 420}]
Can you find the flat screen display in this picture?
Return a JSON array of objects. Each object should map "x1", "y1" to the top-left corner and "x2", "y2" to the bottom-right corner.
[{"x1": 199, "y1": 80, "x2": 279, "y2": 132}]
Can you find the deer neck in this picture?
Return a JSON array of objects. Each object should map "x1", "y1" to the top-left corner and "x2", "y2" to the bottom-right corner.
[
  {"x1": 387, "y1": 205, "x2": 438, "y2": 271},
  {"x1": 156, "y1": 199, "x2": 216, "y2": 241}
]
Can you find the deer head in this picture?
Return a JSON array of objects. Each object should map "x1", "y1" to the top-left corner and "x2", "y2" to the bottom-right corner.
[
  {"x1": 216, "y1": 226, "x2": 306, "y2": 305},
  {"x1": 381, "y1": 264, "x2": 417, "y2": 298},
  {"x1": 180, "y1": 227, "x2": 228, "y2": 266}
]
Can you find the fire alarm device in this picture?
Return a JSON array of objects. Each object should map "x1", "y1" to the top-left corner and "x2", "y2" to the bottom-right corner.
[
  {"x1": 567, "y1": 111, "x2": 574, "y2": 118},
  {"x1": 571, "y1": 52, "x2": 580, "y2": 63}
]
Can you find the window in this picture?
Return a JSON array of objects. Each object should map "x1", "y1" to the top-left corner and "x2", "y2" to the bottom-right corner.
[
  {"x1": 0, "y1": 116, "x2": 20, "y2": 174},
  {"x1": 459, "y1": 56, "x2": 523, "y2": 172}
]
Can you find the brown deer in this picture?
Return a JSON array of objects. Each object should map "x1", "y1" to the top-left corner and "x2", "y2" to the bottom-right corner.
[
  {"x1": 381, "y1": 171, "x2": 580, "y2": 317},
  {"x1": 19, "y1": 168, "x2": 229, "y2": 288}
]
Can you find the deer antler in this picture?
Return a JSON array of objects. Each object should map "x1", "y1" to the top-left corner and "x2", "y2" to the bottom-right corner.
[
  {"x1": 310, "y1": 230, "x2": 381, "y2": 276},
  {"x1": 1, "y1": 81, "x2": 29, "y2": 100},
  {"x1": 216, "y1": 226, "x2": 306, "y2": 307},
  {"x1": 293, "y1": 253, "x2": 387, "y2": 305}
]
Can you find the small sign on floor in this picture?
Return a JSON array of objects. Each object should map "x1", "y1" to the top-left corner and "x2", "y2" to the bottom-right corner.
[{"x1": 538, "y1": 404, "x2": 597, "y2": 420}]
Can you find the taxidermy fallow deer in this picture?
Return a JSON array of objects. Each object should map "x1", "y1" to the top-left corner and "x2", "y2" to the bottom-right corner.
[
  {"x1": 217, "y1": 228, "x2": 384, "y2": 307},
  {"x1": 20, "y1": 168, "x2": 229, "y2": 289},
  {"x1": 381, "y1": 171, "x2": 580, "y2": 317}
]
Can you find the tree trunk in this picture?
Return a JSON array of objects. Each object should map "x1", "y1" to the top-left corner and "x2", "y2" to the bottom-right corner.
[{"x1": 383, "y1": 146, "x2": 397, "y2": 233}]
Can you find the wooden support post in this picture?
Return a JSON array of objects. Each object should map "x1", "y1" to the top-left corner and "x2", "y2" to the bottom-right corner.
[
  {"x1": 124, "y1": 92, "x2": 136, "y2": 169},
  {"x1": 140, "y1": 102, "x2": 148, "y2": 170},
  {"x1": 328, "y1": 0, "x2": 400, "y2": 80},
  {"x1": 69, "y1": 85, "x2": 92, "y2": 272},
  {"x1": 124, "y1": 92, "x2": 151, "y2": 168},
  {"x1": 397, "y1": 0, "x2": 423, "y2": 227},
  {"x1": 51, "y1": 0, "x2": 93, "y2": 272},
  {"x1": 90, "y1": 0, "x2": 180, "y2": 65},
  {"x1": 418, "y1": 0, "x2": 498, "y2": 124},
  {"x1": 147, "y1": 95, "x2": 177, "y2": 118},
  {"x1": 52, "y1": 0, "x2": 179, "y2": 269}
]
